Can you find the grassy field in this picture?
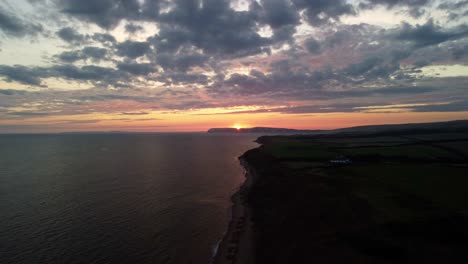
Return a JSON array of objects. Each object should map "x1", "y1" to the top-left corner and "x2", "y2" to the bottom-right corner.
[
  {"x1": 245, "y1": 130, "x2": 468, "y2": 263},
  {"x1": 263, "y1": 134, "x2": 466, "y2": 162}
]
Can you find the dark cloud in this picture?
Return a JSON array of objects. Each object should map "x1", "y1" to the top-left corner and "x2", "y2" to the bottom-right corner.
[
  {"x1": 361, "y1": 0, "x2": 431, "y2": 7},
  {"x1": 342, "y1": 55, "x2": 402, "y2": 80},
  {"x1": 438, "y1": 0, "x2": 468, "y2": 10},
  {"x1": 392, "y1": 19, "x2": 468, "y2": 48},
  {"x1": 160, "y1": 100, "x2": 218, "y2": 111},
  {"x1": 359, "y1": 0, "x2": 432, "y2": 18},
  {"x1": 56, "y1": 51, "x2": 82, "y2": 63},
  {"x1": 120, "y1": 111, "x2": 149, "y2": 115},
  {"x1": 209, "y1": 65, "x2": 328, "y2": 97},
  {"x1": 0, "y1": 64, "x2": 121, "y2": 87},
  {"x1": 0, "y1": 7, "x2": 43, "y2": 37},
  {"x1": 0, "y1": 65, "x2": 45, "y2": 86},
  {"x1": 157, "y1": 72, "x2": 209, "y2": 85},
  {"x1": 293, "y1": 0, "x2": 355, "y2": 25},
  {"x1": 56, "y1": 0, "x2": 158, "y2": 29},
  {"x1": 304, "y1": 37, "x2": 321, "y2": 54},
  {"x1": 117, "y1": 63, "x2": 156, "y2": 76},
  {"x1": 125, "y1": 23, "x2": 144, "y2": 34},
  {"x1": 51, "y1": 0, "x2": 362, "y2": 59},
  {"x1": 116, "y1": 40, "x2": 151, "y2": 59},
  {"x1": 447, "y1": 10, "x2": 468, "y2": 21},
  {"x1": 82, "y1": 47, "x2": 108, "y2": 60},
  {"x1": 408, "y1": 7, "x2": 425, "y2": 18},
  {"x1": 261, "y1": 0, "x2": 300, "y2": 29},
  {"x1": 275, "y1": 100, "x2": 468, "y2": 114},
  {"x1": 153, "y1": 0, "x2": 271, "y2": 58},
  {"x1": 77, "y1": 94, "x2": 156, "y2": 103},
  {"x1": 56, "y1": 27, "x2": 87, "y2": 44},
  {"x1": 345, "y1": 57, "x2": 384, "y2": 76},
  {"x1": 50, "y1": 64, "x2": 118, "y2": 82},
  {"x1": 91, "y1": 33, "x2": 116, "y2": 45},
  {"x1": 156, "y1": 52, "x2": 209, "y2": 72},
  {"x1": 0, "y1": 60, "x2": 156, "y2": 89},
  {"x1": 56, "y1": 46, "x2": 108, "y2": 62},
  {"x1": 452, "y1": 44, "x2": 468, "y2": 60},
  {"x1": 8, "y1": 111, "x2": 49, "y2": 116},
  {"x1": 2, "y1": 0, "x2": 468, "y2": 121},
  {"x1": 0, "y1": 89, "x2": 27, "y2": 95},
  {"x1": 411, "y1": 100, "x2": 468, "y2": 112}
]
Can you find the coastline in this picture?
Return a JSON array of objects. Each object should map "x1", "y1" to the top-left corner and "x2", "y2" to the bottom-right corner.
[{"x1": 212, "y1": 157, "x2": 256, "y2": 264}]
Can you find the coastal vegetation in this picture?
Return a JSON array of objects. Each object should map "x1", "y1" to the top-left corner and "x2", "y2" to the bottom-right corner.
[{"x1": 239, "y1": 123, "x2": 468, "y2": 263}]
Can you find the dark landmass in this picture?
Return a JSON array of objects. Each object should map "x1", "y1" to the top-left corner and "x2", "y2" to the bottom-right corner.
[
  {"x1": 217, "y1": 120, "x2": 468, "y2": 263},
  {"x1": 209, "y1": 120, "x2": 468, "y2": 135},
  {"x1": 207, "y1": 127, "x2": 322, "y2": 134},
  {"x1": 333, "y1": 119, "x2": 468, "y2": 135}
]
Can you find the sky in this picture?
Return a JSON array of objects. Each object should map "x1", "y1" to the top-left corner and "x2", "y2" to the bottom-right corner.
[{"x1": 0, "y1": 0, "x2": 467, "y2": 133}]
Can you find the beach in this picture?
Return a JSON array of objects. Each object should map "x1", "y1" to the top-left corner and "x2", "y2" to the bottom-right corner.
[{"x1": 212, "y1": 158, "x2": 256, "y2": 264}]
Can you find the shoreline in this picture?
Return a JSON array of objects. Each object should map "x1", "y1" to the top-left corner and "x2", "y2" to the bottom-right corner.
[{"x1": 212, "y1": 157, "x2": 256, "y2": 264}]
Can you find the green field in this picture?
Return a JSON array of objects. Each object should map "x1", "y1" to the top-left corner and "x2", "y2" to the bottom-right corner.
[{"x1": 247, "y1": 130, "x2": 468, "y2": 263}]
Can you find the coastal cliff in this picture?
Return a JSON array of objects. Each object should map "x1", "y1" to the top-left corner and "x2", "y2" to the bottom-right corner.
[{"x1": 216, "y1": 126, "x2": 468, "y2": 264}]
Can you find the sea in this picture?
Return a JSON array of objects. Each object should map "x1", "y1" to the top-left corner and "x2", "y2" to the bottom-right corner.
[{"x1": 0, "y1": 133, "x2": 258, "y2": 264}]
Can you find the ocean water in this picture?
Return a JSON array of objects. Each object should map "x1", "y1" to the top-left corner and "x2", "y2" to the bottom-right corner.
[{"x1": 0, "y1": 133, "x2": 258, "y2": 264}]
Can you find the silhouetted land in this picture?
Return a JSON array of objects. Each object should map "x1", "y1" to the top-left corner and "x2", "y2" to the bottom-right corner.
[
  {"x1": 234, "y1": 120, "x2": 468, "y2": 263},
  {"x1": 207, "y1": 127, "x2": 322, "y2": 134}
]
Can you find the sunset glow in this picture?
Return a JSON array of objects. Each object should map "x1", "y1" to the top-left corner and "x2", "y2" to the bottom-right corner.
[{"x1": 0, "y1": 0, "x2": 467, "y2": 133}]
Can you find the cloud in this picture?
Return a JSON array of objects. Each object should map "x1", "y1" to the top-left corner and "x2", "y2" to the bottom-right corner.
[
  {"x1": 125, "y1": 23, "x2": 144, "y2": 34},
  {"x1": 76, "y1": 94, "x2": 156, "y2": 103},
  {"x1": 56, "y1": 0, "x2": 151, "y2": 29},
  {"x1": 2, "y1": 0, "x2": 468, "y2": 126},
  {"x1": 360, "y1": 0, "x2": 431, "y2": 7},
  {"x1": 359, "y1": 0, "x2": 432, "y2": 18},
  {"x1": 56, "y1": 46, "x2": 108, "y2": 62},
  {"x1": 120, "y1": 111, "x2": 149, "y2": 115},
  {"x1": 155, "y1": 52, "x2": 209, "y2": 72},
  {"x1": 50, "y1": 65, "x2": 120, "y2": 86},
  {"x1": 56, "y1": 27, "x2": 87, "y2": 44},
  {"x1": 452, "y1": 44, "x2": 468, "y2": 60},
  {"x1": 91, "y1": 33, "x2": 116, "y2": 45},
  {"x1": 116, "y1": 62, "x2": 156, "y2": 76},
  {"x1": 0, "y1": 65, "x2": 45, "y2": 86},
  {"x1": 8, "y1": 111, "x2": 49, "y2": 116},
  {"x1": 209, "y1": 65, "x2": 330, "y2": 97},
  {"x1": 438, "y1": 0, "x2": 468, "y2": 10},
  {"x1": 410, "y1": 100, "x2": 468, "y2": 112},
  {"x1": 116, "y1": 40, "x2": 151, "y2": 59},
  {"x1": 304, "y1": 37, "x2": 321, "y2": 54},
  {"x1": 293, "y1": 0, "x2": 355, "y2": 25},
  {"x1": 391, "y1": 19, "x2": 468, "y2": 48},
  {"x1": 0, "y1": 64, "x2": 121, "y2": 87},
  {"x1": 153, "y1": 0, "x2": 272, "y2": 58},
  {"x1": 157, "y1": 72, "x2": 209, "y2": 85},
  {"x1": 0, "y1": 89, "x2": 27, "y2": 95},
  {"x1": 0, "y1": 6, "x2": 43, "y2": 38},
  {"x1": 261, "y1": 0, "x2": 300, "y2": 29}
]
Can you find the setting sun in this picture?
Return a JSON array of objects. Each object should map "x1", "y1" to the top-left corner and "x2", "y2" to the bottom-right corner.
[{"x1": 233, "y1": 124, "x2": 242, "y2": 130}]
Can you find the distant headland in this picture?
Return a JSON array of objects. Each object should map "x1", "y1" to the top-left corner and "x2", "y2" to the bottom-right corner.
[{"x1": 207, "y1": 127, "x2": 322, "y2": 134}]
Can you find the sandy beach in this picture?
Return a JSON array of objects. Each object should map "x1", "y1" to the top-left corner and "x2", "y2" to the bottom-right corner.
[{"x1": 212, "y1": 159, "x2": 255, "y2": 264}]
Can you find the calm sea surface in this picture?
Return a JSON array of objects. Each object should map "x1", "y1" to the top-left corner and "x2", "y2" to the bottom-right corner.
[{"x1": 0, "y1": 133, "x2": 258, "y2": 264}]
